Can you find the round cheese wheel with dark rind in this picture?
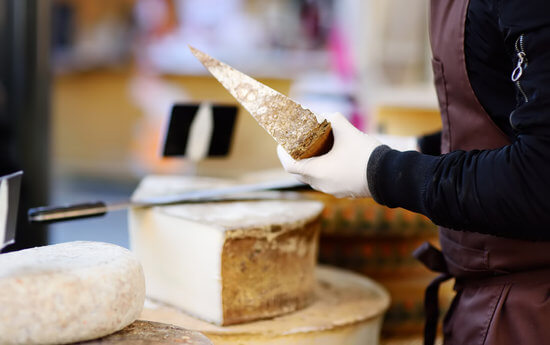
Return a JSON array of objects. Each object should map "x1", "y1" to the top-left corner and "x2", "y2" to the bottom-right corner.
[
  {"x1": 76, "y1": 320, "x2": 213, "y2": 345},
  {"x1": 0, "y1": 241, "x2": 145, "y2": 345}
]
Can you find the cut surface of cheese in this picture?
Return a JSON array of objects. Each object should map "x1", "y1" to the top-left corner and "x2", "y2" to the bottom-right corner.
[
  {"x1": 129, "y1": 176, "x2": 324, "y2": 326},
  {"x1": 0, "y1": 241, "x2": 145, "y2": 345}
]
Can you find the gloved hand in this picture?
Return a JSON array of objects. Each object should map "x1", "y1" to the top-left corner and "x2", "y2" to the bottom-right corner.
[{"x1": 277, "y1": 113, "x2": 382, "y2": 198}]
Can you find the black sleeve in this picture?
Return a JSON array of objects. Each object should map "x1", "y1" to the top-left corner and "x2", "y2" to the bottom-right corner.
[
  {"x1": 417, "y1": 131, "x2": 441, "y2": 156},
  {"x1": 368, "y1": 5, "x2": 550, "y2": 240}
]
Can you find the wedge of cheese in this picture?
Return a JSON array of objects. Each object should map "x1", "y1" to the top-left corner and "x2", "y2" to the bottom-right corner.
[
  {"x1": 129, "y1": 176, "x2": 324, "y2": 326},
  {"x1": 0, "y1": 241, "x2": 145, "y2": 345}
]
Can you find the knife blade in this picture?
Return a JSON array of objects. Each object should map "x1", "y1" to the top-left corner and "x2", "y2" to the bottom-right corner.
[
  {"x1": 27, "y1": 178, "x2": 305, "y2": 224},
  {"x1": 189, "y1": 46, "x2": 333, "y2": 160},
  {"x1": 0, "y1": 171, "x2": 23, "y2": 250}
]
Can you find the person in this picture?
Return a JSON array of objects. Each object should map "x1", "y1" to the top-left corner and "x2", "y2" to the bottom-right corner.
[{"x1": 277, "y1": 1, "x2": 550, "y2": 344}]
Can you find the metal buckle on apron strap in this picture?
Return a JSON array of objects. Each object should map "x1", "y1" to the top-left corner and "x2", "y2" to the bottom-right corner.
[{"x1": 413, "y1": 242, "x2": 452, "y2": 345}]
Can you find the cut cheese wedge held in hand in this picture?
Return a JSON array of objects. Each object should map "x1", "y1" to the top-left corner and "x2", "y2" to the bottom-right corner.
[
  {"x1": 189, "y1": 46, "x2": 333, "y2": 160},
  {"x1": 0, "y1": 241, "x2": 146, "y2": 345}
]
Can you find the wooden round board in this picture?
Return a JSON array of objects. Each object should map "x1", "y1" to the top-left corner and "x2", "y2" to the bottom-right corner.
[
  {"x1": 141, "y1": 265, "x2": 391, "y2": 345},
  {"x1": 75, "y1": 320, "x2": 213, "y2": 345}
]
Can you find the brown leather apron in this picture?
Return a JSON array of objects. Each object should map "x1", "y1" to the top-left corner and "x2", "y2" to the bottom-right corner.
[{"x1": 415, "y1": 1, "x2": 550, "y2": 344}]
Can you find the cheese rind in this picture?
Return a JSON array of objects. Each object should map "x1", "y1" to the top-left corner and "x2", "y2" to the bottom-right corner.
[
  {"x1": 0, "y1": 241, "x2": 145, "y2": 345},
  {"x1": 79, "y1": 320, "x2": 214, "y2": 345},
  {"x1": 189, "y1": 47, "x2": 333, "y2": 160},
  {"x1": 221, "y1": 217, "x2": 319, "y2": 324},
  {"x1": 129, "y1": 196, "x2": 323, "y2": 326}
]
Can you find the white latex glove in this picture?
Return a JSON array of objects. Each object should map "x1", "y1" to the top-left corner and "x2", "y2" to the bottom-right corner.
[{"x1": 277, "y1": 113, "x2": 382, "y2": 198}]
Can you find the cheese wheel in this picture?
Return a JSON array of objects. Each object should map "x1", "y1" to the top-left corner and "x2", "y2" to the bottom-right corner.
[
  {"x1": 141, "y1": 265, "x2": 391, "y2": 345},
  {"x1": 0, "y1": 241, "x2": 146, "y2": 345},
  {"x1": 78, "y1": 320, "x2": 213, "y2": 345}
]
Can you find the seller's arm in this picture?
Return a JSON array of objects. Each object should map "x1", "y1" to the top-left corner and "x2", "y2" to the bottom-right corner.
[{"x1": 279, "y1": 4, "x2": 550, "y2": 240}]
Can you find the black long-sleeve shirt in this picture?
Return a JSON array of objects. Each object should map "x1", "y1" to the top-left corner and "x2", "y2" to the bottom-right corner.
[{"x1": 367, "y1": 0, "x2": 550, "y2": 240}]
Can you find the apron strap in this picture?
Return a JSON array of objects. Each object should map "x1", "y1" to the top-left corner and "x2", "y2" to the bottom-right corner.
[{"x1": 413, "y1": 242, "x2": 453, "y2": 345}]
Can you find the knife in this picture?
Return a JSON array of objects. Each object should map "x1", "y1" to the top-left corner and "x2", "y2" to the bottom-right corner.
[
  {"x1": 27, "y1": 178, "x2": 305, "y2": 224},
  {"x1": 189, "y1": 47, "x2": 333, "y2": 160},
  {"x1": 0, "y1": 171, "x2": 23, "y2": 250}
]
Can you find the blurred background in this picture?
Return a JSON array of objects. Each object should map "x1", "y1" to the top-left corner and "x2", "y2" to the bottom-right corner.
[
  {"x1": 1, "y1": 0, "x2": 441, "y2": 250},
  {"x1": 1, "y1": 0, "x2": 450, "y2": 338}
]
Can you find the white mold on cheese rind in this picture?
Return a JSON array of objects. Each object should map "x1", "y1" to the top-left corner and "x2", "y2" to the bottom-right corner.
[{"x1": 0, "y1": 241, "x2": 145, "y2": 345}]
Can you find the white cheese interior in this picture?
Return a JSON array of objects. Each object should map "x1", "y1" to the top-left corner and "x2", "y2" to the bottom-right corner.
[{"x1": 130, "y1": 208, "x2": 225, "y2": 324}]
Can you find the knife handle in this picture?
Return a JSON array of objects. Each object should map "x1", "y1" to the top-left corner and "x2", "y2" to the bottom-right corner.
[{"x1": 28, "y1": 201, "x2": 108, "y2": 223}]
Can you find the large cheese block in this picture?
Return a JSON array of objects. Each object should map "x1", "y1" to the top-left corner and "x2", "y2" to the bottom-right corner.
[
  {"x1": 141, "y1": 265, "x2": 391, "y2": 345},
  {"x1": 0, "y1": 241, "x2": 146, "y2": 345},
  {"x1": 129, "y1": 176, "x2": 324, "y2": 326}
]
